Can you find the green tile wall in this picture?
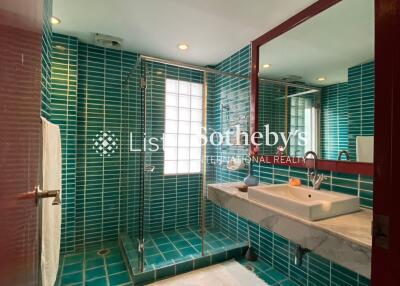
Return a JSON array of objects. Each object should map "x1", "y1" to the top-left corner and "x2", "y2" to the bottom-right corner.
[
  {"x1": 49, "y1": 35, "x2": 208, "y2": 252},
  {"x1": 211, "y1": 45, "x2": 372, "y2": 285},
  {"x1": 76, "y1": 42, "x2": 140, "y2": 248},
  {"x1": 48, "y1": 34, "x2": 142, "y2": 252},
  {"x1": 321, "y1": 61, "x2": 375, "y2": 161},
  {"x1": 348, "y1": 62, "x2": 375, "y2": 160},
  {"x1": 213, "y1": 46, "x2": 251, "y2": 183},
  {"x1": 41, "y1": 0, "x2": 53, "y2": 119},
  {"x1": 51, "y1": 34, "x2": 79, "y2": 253},
  {"x1": 121, "y1": 59, "x2": 142, "y2": 243},
  {"x1": 142, "y1": 62, "x2": 203, "y2": 233},
  {"x1": 212, "y1": 204, "x2": 370, "y2": 286},
  {"x1": 258, "y1": 81, "x2": 286, "y2": 155},
  {"x1": 321, "y1": 83, "x2": 349, "y2": 160}
]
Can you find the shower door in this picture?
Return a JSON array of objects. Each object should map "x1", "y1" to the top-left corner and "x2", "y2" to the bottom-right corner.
[
  {"x1": 140, "y1": 60, "x2": 206, "y2": 271},
  {"x1": 121, "y1": 57, "x2": 249, "y2": 277}
]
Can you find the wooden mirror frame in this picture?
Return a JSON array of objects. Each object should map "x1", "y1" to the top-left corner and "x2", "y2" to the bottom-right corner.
[{"x1": 249, "y1": 0, "x2": 373, "y2": 176}]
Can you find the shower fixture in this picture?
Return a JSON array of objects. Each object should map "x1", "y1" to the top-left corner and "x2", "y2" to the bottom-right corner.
[
  {"x1": 221, "y1": 102, "x2": 230, "y2": 111},
  {"x1": 94, "y1": 33, "x2": 123, "y2": 49}
]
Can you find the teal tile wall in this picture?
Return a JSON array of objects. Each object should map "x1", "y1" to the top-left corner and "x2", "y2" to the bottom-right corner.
[
  {"x1": 76, "y1": 42, "x2": 140, "y2": 248},
  {"x1": 41, "y1": 0, "x2": 53, "y2": 119},
  {"x1": 212, "y1": 204, "x2": 370, "y2": 286},
  {"x1": 321, "y1": 61, "x2": 375, "y2": 161},
  {"x1": 121, "y1": 58, "x2": 142, "y2": 243},
  {"x1": 348, "y1": 62, "x2": 375, "y2": 160},
  {"x1": 49, "y1": 35, "x2": 209, "y2": 252},
  {"x1": 48, "y1": 34, "x2": 142, "y2": 252},
  {"x1": 321, "y1": 83, "x2": 349, "y2": 160},
  {"x1": 211, "y1": 45, "x2": 372, "y2": 284},
  {"x1": 213, "y1": 45, "x2": 251, "y2": 183},
  {"x1": 142, "y1": 62, "x2": 203, "y2": 233},
  {"x1": 288, "y1": 88, "x2": 317, "y2": 156},
  {"x1": 51, "y1": 34, "x2": 79, "y2": 253},
  {"x1": 258, "y1": 81, "x2": 286, "y2": 155}
]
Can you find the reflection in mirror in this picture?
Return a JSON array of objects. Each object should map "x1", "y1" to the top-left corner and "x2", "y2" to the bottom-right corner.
[{"x1": 257, "y1": 0, "x2": 374, "y2": 163}]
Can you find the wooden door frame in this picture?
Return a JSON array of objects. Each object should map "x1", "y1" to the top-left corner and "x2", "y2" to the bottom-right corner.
[{"x1": 372, "y1": 0, "x2": 400, "y2": 284}]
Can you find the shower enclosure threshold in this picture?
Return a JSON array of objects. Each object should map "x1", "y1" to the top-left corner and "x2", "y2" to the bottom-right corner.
[{"x1": 119, "y1": 226, "x2": 248, "y2": 285}]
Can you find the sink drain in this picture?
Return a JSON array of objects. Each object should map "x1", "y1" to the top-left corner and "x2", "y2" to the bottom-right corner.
[{"x1": 97, "y1": 248, "x2": 111, "y2": 256}]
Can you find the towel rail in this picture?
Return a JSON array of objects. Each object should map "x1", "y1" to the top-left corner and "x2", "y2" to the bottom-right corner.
[{"x1": 35, "y1": 186, "x2": 61, "y2": 205}]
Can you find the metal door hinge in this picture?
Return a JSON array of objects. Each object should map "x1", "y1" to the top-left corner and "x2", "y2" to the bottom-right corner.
[
  {"x1": 372, "y1": 214, "x2": 389, "y2": 249},
  {"x1": 137, "y1": 238, "x2": 144, "y2": 253},
  {"x1": 140, "y1": 78, "x2": 147, "y2": 89}
]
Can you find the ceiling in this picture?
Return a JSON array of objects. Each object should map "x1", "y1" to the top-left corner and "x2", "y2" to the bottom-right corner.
[
  {"x1": 259, "y1": 0, "x2": 374, "y2": 86},
  {"x1": 53, "y1": 0, "x2": 317, "y2": 66}
]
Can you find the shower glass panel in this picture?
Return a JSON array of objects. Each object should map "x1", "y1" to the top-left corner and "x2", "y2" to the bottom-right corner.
[
  {"x1": 120, "y1": 57, "x2": 248, "y2": 280},
  {"x1": 141, "y1": 61, "x2": 205, "y2": 271},
  {"x1": 119, "y1": 58, "x2": 144, "y2": 274}
]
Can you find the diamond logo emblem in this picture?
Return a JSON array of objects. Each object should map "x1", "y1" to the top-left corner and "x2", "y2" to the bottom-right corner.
[{"x1": 92, "y1": 130, "x2": 119, "y2": 157}]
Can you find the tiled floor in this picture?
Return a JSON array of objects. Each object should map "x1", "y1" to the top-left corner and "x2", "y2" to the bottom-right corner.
[
  {"x1": 238, "y1": 258, "x2": 298, "y2": 286},
  {"x1": 56, "y1": 229, "x2": 297, "y2": 286},
  {"x1": 56, "y1": 241, "x2": 132, "y2": 286},
  {"x1": 122, "y1": 226, "x2": 248, "y2": 273}
]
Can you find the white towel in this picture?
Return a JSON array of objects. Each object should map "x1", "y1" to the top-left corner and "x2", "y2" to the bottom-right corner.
[
  {"x1": 356, "y1": 136, "x2": 374, "y2": 163},
  {"x1": 41, "y1": 117, "x2": 62, "y2": 286}
]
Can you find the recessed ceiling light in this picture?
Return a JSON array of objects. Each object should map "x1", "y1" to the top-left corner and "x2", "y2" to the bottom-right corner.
[
  {"x1": 177, "y1": 43, "x2": 189, "y2": 50},
  {"x1": 50, "y1": 16, "x2": 61, "y2": 25},
  {"x1": 317, "y1": 77, "x2": 326, "y2": 81},
  {"x1": 262, "y1": 64, "x2": 271, "y2": 69}
]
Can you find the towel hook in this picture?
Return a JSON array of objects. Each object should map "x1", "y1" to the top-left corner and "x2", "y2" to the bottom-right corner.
[{"x1": 35, "y1": 185, "x2": 61, "y2": 206}]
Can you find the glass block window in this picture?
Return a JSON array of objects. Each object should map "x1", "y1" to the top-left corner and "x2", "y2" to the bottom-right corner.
[
  {"x1": 289, "y1": 95, "x2": 319, "y2": 156},
  {"x1": 164, "y1": 79, "x2": 203, "y2": 175}
]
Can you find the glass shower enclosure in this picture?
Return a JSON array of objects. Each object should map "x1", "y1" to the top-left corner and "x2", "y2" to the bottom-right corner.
[{"x1": 119, "y1": 56, "x2": 248, "y2": 281}]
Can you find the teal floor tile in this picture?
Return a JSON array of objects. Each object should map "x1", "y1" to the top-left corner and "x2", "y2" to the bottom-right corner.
[
  {"x1": 86, "y1": 257, "x2": 104, "y2": 269},
  {"x1": 61, "y1": 272, "x2": 83, "y2": 285},
  {"x1": 106, "y1": 253, "x2": 124, "y2": 264},
  {"x1": 179, "y1": 246, "x2": 197, "y2": 256},
  {"x1": 107, "y1": 262, "x2": 126, "y2": 275},
  {"x1": 57, "y1": 240, "x2": 132, "y2": 286},
  {"x1": 163, "y1": 250, "x2": 182, "y2": 261},
  {"x1": 64, "y1": 254, "x2": 84, "y2": 265},
  {"x1": 62, "y1": 262, "x2": 83, "y2": 275},
  {"x1": 158, "y1": 243, "x2": 175, "y2": 252},
  {"x1": 86, "y1": 276, "x2": 108, "y2": 286},
  {"x1": 146, "y1": 254, "x2": 166, "y2": 265},
  {"x1": 86, "y1": 267, "x2": 106, "y2": 281},
  {"x1": 109, "y1": 271, "x2": 131, "y2": 286}
]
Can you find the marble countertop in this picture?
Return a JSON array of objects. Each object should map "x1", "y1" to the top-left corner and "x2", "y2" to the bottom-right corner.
[{"x1": 207, "y1": 182, "x2": 372, "y2": 277}]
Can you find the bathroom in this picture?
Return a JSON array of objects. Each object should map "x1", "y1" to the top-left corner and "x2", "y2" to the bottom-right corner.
[{"x1": 1, "y1": 0, "x2": 399, "y2": 285}]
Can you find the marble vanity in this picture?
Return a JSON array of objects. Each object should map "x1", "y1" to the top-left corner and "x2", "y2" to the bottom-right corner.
[{"x1": 207, "y1": 182, "x2": 372, "y2": 278}]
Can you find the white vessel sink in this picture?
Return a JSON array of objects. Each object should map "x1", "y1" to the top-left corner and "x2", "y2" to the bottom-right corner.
[{"x1": 248, "y1": 184, "x2": 360, "y2": 221}]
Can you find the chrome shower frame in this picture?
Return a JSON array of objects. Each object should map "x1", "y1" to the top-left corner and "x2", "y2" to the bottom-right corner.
[{"x1": 130, "y1": 54, "x2": 249, "y2": 272}]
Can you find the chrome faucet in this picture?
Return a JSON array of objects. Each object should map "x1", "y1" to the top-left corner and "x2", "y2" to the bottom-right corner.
[
  {"x1": 337, "y1": 150, "x2": 350, "y2": 161},
  {"x1": 304, "y1": 151, "x2": 326, "y2": 190}
]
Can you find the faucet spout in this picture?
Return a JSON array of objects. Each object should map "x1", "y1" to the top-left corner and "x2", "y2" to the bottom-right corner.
[
  {"x1": 337, "y1": 150, "x2": 350, "y2": 161},
  {"x1": 304, "y1": 151, "x2": 326, "y2": 190}
]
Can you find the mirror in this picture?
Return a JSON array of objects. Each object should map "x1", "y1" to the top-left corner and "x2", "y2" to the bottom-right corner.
[{"x1": 257, "y1": 0, "x2": 374, "y2": 163}]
